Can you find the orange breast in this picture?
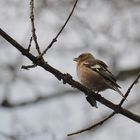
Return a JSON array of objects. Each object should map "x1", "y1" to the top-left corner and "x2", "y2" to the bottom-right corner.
[{"x1": 77, "y1": 63, "x2": 108, "y2": 91}]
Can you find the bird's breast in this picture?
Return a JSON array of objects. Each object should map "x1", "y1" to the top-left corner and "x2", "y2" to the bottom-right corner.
[{"x1": 77, "y1": 65, "x2": 108, "y2": 91}]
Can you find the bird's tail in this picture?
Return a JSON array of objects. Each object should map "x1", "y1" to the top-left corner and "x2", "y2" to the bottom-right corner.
[{"x1": 113, "y1": 86, "x2": 126, "y2": 100}]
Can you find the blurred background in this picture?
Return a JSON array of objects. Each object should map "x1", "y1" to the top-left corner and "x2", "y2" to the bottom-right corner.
[{"x1": 0, "y1": 0, "x2": 140, "y2": 140}]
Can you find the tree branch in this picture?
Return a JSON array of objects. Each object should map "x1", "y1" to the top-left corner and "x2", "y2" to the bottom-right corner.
[
  {"x1": 119, "y1": 74, "x2": 140, "y2": 106},
  {"x1": 117, "y1": 67, "x2": 140, "y2": 80},
  {"x1": 27, "y1": 37, "x2": 32, "y2": 52},
  {"x1": 30, "y1": 0, "x2": 41, "y2": 55},
  {"x1": 40, "y1": 0, "x2": 79, "y2": 57},
  {"x1": 67, "y1": 112, "x2": 115, "y2": 136},
  {"x1": 68, "y1": 73, "x2": 140, "y2": 136},
  {"x1": 0, "y1": 28, "x2": 140, "y2": 124},
  {"x1": 0, "y1": 89, "x2": 77, "y2": 108}
]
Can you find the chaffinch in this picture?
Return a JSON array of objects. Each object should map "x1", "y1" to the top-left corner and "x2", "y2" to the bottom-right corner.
[{"x1": 73, "y1": 53, "x2": 125, "y2": 99}]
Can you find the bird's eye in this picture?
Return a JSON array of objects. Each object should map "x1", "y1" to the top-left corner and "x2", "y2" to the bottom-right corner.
[{"x1": 79, "y1": 54, "x2": 84, "y2": 58}]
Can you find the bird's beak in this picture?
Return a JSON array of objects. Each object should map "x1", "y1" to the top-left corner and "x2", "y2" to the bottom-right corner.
[{"x1": 73, "y1": 57, "x2": 78, "y2": 62}]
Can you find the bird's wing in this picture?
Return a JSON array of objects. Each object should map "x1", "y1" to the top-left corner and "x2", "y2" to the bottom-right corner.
[
  {"x1": 96, "y1": 59, "x2": 117, "y2": 81},
  {"x1": 84, "y1": 59, "x2": 121, "y2": 88}
]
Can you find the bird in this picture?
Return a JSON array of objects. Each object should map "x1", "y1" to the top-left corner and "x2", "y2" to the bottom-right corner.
[{"x1": 73, "y1": 52, "x2": 125, "y2": 100}]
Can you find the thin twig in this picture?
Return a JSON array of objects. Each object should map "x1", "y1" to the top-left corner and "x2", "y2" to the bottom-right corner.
[
  {"x1": 67, "y1": 112, "x2": 115, "y2": 136},
  {"x1": 0, "y1": 89, "x2": 77, "y2": 108},
  {"x1": 67, "y1": 74, "x2": 140, "y2": 136},
  {"x1": 27, "y1": 37, "x2": 32, "y2": 51},
  {"x1": 40, "y1": 0, "x2": 79, "y2": 57},
  {"x1": 30, "y1": 0, "x2": 41, "y2": 55},
  {"x1": 1, "y1": 28, "x2": 140, "y2": 129},
  {"x1": 21, "y1": 64, "x2": 37, "y2": 70},
  {"x1": 119, "y1": 73, "x2": 140, "y2": 106}
]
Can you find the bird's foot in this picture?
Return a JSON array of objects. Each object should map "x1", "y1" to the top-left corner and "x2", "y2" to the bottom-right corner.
[{"x1": 86, "y1": 95, "x2": 97, "y2": 108}]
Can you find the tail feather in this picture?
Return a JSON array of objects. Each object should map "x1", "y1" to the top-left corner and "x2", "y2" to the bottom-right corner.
[
  {"x1": 113, "y1": 86, "x2": 126, "y2": 100},
  {"x1": 105, "y1": 81, "x2": 126, "y2": 99}
]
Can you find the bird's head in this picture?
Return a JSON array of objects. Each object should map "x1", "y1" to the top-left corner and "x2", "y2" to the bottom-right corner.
[{"x1": 73, "y1": 53, "x2": 94, "y2": 62}]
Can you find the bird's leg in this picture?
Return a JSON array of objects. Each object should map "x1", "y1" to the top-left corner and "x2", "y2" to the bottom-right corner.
[{"x1": 86, "y1": 91, "x2": 97, "y2": 108}]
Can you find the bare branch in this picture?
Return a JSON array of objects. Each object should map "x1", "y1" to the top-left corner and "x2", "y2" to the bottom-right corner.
[
  {"x1": 68, "y1": 112, "x2": 115, "y2": 136},
  {"x1": 1, "y1": 28, "x2": 140, "y2": 124},
  {"x1": 40, "y1": 0, "x2": 79, "y2": 57},
  {"x1": 117, "y1": 67, "x2": 140, "y2": 80},
  {"x1": 21, "y1": 64, "x2": 37, "y2": 70},
  {"x1": 68, "y1": 74, "x2": 140, "y2": 136},
  {"x1": 30, "y1": 0, "x2": 41, "y2": 55},
  {"x1": 27, "y1": 37, "x2": 32, "y2": 51},
  {"x1": 119, "y1": 73, "x2": 140, "y2": 106},
  {"x1": 0, "y1": 89, "x2": 76, "y2": 108}
]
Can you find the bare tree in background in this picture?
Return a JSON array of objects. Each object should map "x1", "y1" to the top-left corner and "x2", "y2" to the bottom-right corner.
[{"x1": 0, "y1": 0, "x2": 140, "y2": 140}]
